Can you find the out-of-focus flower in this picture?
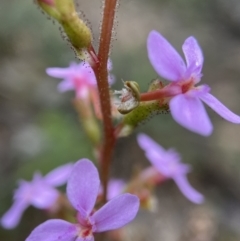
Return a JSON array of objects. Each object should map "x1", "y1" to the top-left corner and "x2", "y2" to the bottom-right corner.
[
  {"x1": 147, "y1": 30, "x2": 240, "y2": 136},
  {"x1": 46, "y1": 62, "x2": 97, "y2": 99},
  {"x1": 46, "y1": 60, "x2": 116, "y2": 119},
  {"x1": 99, "y1": 179, "x2": 126, "y2": 200},
  {"x1": 1, "y1": 163, "x2": 73, "y2": 229},
  {"x1": 25, "y1": 159, "x2": 139, "y2": 241},
  {"x1": 137, "y1": 133, "x2": 204, "y2": 204}
]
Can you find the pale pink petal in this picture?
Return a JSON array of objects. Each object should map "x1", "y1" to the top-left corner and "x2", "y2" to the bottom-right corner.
[
  {"x1": 137, "y1": 133, "x2": 166, "y2": 156},
  {"x1": 173, "y1": 174, "x2": 204, "y2": 204},
  {"x1": 77, "y1": 62, "x2": 96, "y2": 86},
  {"x1": 1, "y1": 199, "x2": 28, "y2": 229},
  {"x1": 200, "y1": 92, "x2": 240, "y2": 123},
  {"x1": 182, "y1": 37, "x2": 203, "y2": 74},
  {"x1": 46, "y1": 67, "x2": 72, "y2": 79},
  {"x1": 44, "y1": 163, "x2": 73, "y2": 187},
  {"x1": 170, "y1": 94, "x2": 213, "y2": 136},
  {"x1": 66, "y1": 159, "x2": 100, "y2": 217},
  {"x1": 91, "y1": 194, "x2": 139, "y2": 232},
  {"x1": 25, "y1": 219, "x2": 77, "y2": 241},
  {"x1": 147, "y1": 30, "x2": 186, "y2": 82},
  {"x1": 57, "y1": 79, "x2": 75, "y2": 92}
]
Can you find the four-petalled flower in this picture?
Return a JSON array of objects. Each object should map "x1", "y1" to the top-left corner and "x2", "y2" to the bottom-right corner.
[
  {"x1": 1, "y1": 163, "x2": 73, "y2": 229},
  {"x1": 25, "y1": 159, "x2": 139, "y2": 241},
  {"x1": 137, "y1": 133, "x2": 204, "y2": 204},
  {"x1": 147, "y1": 30, "x2": 240, "y2": 135}
]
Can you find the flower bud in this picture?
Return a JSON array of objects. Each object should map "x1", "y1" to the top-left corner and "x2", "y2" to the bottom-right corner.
[{"x1": 37, "y1": 0, "x2": 92, "y2": 55}]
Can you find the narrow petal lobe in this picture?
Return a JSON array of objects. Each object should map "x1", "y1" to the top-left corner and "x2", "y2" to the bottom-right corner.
[
  {"x1": 170, "y1": 94, "x2": 213, "y2": 136},
  {"x1": 91, "y1": 194, "x2": 139, "y2": 232},
  {"x1": 46, "y1": 67, "x2": 72, "y2": 79},
  {"x1": 173, "y1": 174, "x2": 204, "y2": 204},
  {"x1": 200, "y1": 92, "x2": 240, "y2": 123},
  {"x1": 147, "y1": 30, "x2": 186, "y2": 81},
  {"x1": 44, "y1": 163, "x2": 73, "y2": 187},
  {"x1": 182, "y1": 36, "x2": 203, "y2": 74},
  {"x1": 1, "y1": 200, "x2": 28, "y2": 229},
  {"x1": 66, "y1": 159, "x2": 100, "y2": 217},
  {"x1": 26, "y1": 219, "x2": 77, "y2": 241},
  {"x1": 137, "y1": 133, "x2": 166, "y2": 156}
]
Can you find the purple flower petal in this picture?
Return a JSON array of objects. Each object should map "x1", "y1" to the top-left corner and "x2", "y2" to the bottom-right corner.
[
  {"x1": 182, "y1": 36, "x2": 203, "y2": 75},
  {"x1": 75, "y1": 237, "x2": 94, "y2": 241},
  {"x1": 200, "y1": 92, "x2": 240, "y2": 123},
  {"x1": 30, "y1": 185, "x2": 59, "y2": 209},
  {"x1": 99, "y1": 179, "x2": 125, "y2": 200},
  {"x1": 170, "y1": 94, "x2": 213, "y2": 136},
  {"x1": 173, "y1": 174, "x2": 204, "y2": 204},
  {"x1": 137, "y1": 133, "x2": 166, "y2": 156},
  {"x1": 144, "y1": 151, "x2": 175, "y2": 177},
  {"x1": 147, "y1": 30, "x2": 186, "y2": 81},
  {"x1": 66, "y1": 159, "x2": 100, "y2": 218},
  {"x1": 44, "y1": 163, "x2": 73, "y2": 187},
  {"x1": 91, "y1": 194, "x2": 139, "y2": 232},
  {"x1": 25, "y1": 219, "x2": 77, "y2": 241},
  {"x1": 107, "y1": 179, "x2": 125, "y2": 200},
  {"x1": 1, "y1": 199, "x2": 28, "y2": 229}
]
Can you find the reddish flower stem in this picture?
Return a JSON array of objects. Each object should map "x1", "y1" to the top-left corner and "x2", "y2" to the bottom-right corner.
[
  {"x1": 140, "y1": 85, "x2": 181, "y2": 102},
  {"x1": 91, "y1": 0, "x2": 118, "y2": 204}
]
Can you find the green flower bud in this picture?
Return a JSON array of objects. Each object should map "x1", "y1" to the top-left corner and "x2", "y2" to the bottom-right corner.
[{"x1": 37, "y1": 0, "x2": 92, "y2": 55}]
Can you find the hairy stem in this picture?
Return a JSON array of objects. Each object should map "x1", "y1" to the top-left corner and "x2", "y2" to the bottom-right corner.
[{"x1": 92, "y1": 0, "x2": 118, "y2": 204}]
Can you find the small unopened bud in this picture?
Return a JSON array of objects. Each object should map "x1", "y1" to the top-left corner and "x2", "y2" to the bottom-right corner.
[{"x1": 115, "y1": 81, "x2": 140, "y2": 114}]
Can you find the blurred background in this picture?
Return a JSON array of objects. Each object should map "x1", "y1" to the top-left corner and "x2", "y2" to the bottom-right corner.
[{"x1": 1, "y1": 0, "x2": 240, "y2": 240}]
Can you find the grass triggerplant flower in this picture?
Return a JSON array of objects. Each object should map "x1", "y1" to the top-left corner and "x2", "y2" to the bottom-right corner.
[
  {"x1": 25, "y1": 159, "x2": 139, "y2": 241},
  {"x1": 1, "y1": 163, "x2": 73, "y2": 229},
  {"x1": 147, "y1": 30, "x2": 240, "y2": 136},
  {"x1": 46, "y1": 61, "x2": 115, "y2": 119},
  {"x1": 137, "y1": 133, "x2": 204, "y2": 204}
]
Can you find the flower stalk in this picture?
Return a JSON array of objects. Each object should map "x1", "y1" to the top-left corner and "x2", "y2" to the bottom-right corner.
[{"x1": 92, "y1": 0, "x2": 119, "y2": 204}]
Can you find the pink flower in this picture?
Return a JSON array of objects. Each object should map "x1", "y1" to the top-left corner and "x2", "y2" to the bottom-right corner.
[
  {"x1": 46, "y1": 61, "x2": 114, "y2": 98},
  {"x1": 147, "y1": 30, "x2": 240, "y2": 136},
  {"x1": 25, "y1": 159, "x2": 139, "y2": 241},
  {"x1": 1, "y1": 163, "x2": 73, "y2": 229},
  {"x1": 46, "y1": 61, "x2": 115, "y2": 118},
  {"x1": 137, "y1": 133, "x2": 204, "y2": 204}
]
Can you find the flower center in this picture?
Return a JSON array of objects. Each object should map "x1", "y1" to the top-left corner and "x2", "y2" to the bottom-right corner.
[
  {"x1": 179, "y1": 78, "x2": 195, "y2": 94},
  {"x1": 81, "y1": 226, "x2": 93, "y2": 238}
]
